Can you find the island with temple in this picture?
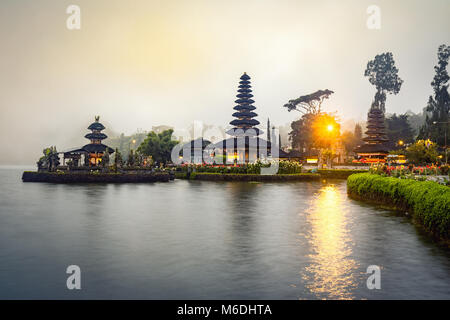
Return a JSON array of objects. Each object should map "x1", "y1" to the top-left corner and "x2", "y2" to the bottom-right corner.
[{"x1": 22, "y1": 116, "x2": 170, "y2": 183}]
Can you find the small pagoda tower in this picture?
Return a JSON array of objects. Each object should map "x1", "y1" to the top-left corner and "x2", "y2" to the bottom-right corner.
[
  {"x1": 83, "y1": 116, "x2": 114, "y2": 166},
  {"x1": 354, "y1": 107, "x2": 389, "y2": 163},
  {"x1": 226, "y1": 73, "x2": 262, "y2": 137}
]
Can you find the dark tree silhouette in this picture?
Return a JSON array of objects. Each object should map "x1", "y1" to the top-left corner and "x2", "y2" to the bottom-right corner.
[
  {"x1": 418, "y1": 44, "x2": 450, "y2": 146},
  {"x1": 289, "y1": 113, "x2": 317, "y2": 152},
  {"x1": 283, "y1": 89, "x2": 334, "y2": 114},
  {"x1": 354, "y1": 123, "x2": 363, "y2": 145},
  {"x1": 364, "y1": 52, "x2": 403, "y2": 113},
  {"x1": 385, "y1": 113, "x2": 415, "y2": 149}
]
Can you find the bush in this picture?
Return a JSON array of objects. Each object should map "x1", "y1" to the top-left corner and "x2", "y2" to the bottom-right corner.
[
  {"x1": 347, "y1": 173, "x2": 450, "y2": 240},
  {"x1": 178, "y1": 160, "x2": 302, "y2": 175}
]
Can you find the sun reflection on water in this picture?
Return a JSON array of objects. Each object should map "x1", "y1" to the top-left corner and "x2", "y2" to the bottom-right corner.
[{"x1": 301, "y1": 184, "x2": 359, "y2": 300}]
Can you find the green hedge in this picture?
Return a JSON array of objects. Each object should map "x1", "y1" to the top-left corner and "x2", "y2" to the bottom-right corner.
[
  {"x1": 177, "y1": 161, "x2": 303, "y2": 175},
  {"x1": 347, "y1": 173, "x2": 450, "y2": 240},
  {"x1": 189, "y1": 172, "x2": 320, "y2": 182},
  {"x1": 317, "y1": 169, "x2": 368, "y2": 179}
]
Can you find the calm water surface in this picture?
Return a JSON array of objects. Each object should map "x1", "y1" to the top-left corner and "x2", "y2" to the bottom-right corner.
[{"x1": 0, "y1": 166, "x2": 449, "y2": 299}]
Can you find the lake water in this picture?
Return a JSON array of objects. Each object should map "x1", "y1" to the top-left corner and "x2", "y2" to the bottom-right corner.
[{"x1": 0, "y1": 166, "x2": 449, "y2": 299}]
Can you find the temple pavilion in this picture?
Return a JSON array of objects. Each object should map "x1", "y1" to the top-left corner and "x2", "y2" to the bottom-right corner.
[
  {"x1": 214, "y1": 73, "x2": 273, "y2": 164},
  {"x1": 63, "y1": 116, "x2": 115, "y2": 167},
  {"x1": 354, "y1": 107, "x2": 389, "y2": 163}
]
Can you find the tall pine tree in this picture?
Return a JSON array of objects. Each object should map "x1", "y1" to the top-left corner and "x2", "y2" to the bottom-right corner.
[{"x1": 418, "y1": 44, "x2": 450, "y2": 146}]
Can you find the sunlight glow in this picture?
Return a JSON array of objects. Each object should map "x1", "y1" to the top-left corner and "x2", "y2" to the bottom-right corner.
[{"x1": 301, "y1": 185, "x2": 359, "y2": 299}]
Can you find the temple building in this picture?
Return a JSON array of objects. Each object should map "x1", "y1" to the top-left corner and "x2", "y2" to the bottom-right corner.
[
  {"x1": 354, "y1": 107, "x2": 389, "y2": 163},
  {"x1": 179, "y1": 138, "x2": 212, "y2": 164},
  {"x1": 214, "y1": 73, "x2": 273, "y2": 164},
  {"x1": 63, "y1": 116, "x2": 115, "y2": 167}
]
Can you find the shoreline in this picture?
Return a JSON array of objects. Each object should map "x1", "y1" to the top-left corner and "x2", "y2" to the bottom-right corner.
[
  {"x1": 175, "y1": 169, "x2": 367, "y2": 181},
  {"x1": 22, "y1": 171, "x2": 170, "y2": 183},
  {"x1": 347, "y1": 173, "x2": 450, "y2": 247},
  {"x1": 22, "y1": 168, "x2": 368, "y2": 184}
]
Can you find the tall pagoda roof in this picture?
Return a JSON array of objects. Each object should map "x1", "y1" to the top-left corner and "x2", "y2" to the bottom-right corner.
[
  {"x1": 213, "y1": 137, "x2": 271, "y2": 149},
  {"x1": 82, "y1": 143, "x2": 114, "y2": 154},
  {"x1": 235, "y1": 98, "x2": 255, "y2": 104},
  {"x1": 363, "y1": 136, "x2": 389, "y2": 143},
  {"x1": 227, "y1": 73, "x2": 262, "y2": 137},
  {"x1": 232, "y1": 111, "x2": 258, "y2": 118},
  {"x1": 354, "y1": 143, "x2": 389, "y2": 154},
  {"x1": 87, "y1": 116, "x2": 106, "y2": 131},
  {"x1": 234, "y1": 105, "x2": 256, "y2": 111},
  {"x1": 356, "y1": 106, "x2": 390, "y2": 153},
  {"x1": 84, "y1": 132, "x2": 108, "y2": 140},
  {"x1": 88, "y1": 122, "x2": 105, "y2": 131},
  {"x1": 230, "y1": 119, "x2": 260, "y2": 126}
]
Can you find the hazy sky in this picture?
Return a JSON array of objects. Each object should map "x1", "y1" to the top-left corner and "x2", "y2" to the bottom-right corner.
[{"x1": 0, "y1": 0, "x2": 449, "y2": 164}]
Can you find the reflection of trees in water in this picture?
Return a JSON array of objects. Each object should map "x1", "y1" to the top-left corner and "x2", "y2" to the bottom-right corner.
[
  {"x1": 223, "y1": 182, "x2": 262, "y2": 269},
  {"x1": 301, "y1": 184, "x2": 359, "y2": 300},
  {"x1": 82, "y1": 184, "x2": 110, "y2": 215},
  {"x1": 227, "y1": 182, "x2": 259, "y2": 240}
]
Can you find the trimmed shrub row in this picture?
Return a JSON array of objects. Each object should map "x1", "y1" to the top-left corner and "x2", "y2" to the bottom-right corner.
[
  {"x1": 347, "y1": 173, "x2": 450, "y2": 240},
  {"x1": 189, "y1": 172, "x2": 320, "y2": 182},
  {"x1": 177, "y1": 161, "x2": 303, "y2": 175},
  {"x1": 317, "y1": 169, "x2": 368, "y2": 179}
]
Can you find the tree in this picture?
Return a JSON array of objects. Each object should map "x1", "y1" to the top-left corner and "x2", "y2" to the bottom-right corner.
[
  {"x1": 311, "y1": 113, "x2": 340, "y2": 149},
  {"x1": 113, "y1": 148, "x2": 123, "y2": 172},
  {"x1": 385, "y1": 113, "x2": 415, "y2": 149},
  {"x1": 354, "y1": 123, "x2": 363, "y2": 145},
  {"x1": 418, "y1": 44, "x2": 450, "y2": 147},
  {"x1": 137, "y1": 129, "x2": 179, "y2": 165},
  {"x1": 37, "y1": 146, "x2": 60, "y2": 171},
  {"x1": 283, "y1": 89, "x2": 334, "y2": 114},
  {"x1": 364, "y1": 52, "x2": 403, "y2": 112},
  {"x1": 289, "y1": 112, "x2": 317, "y2": 153},
  {"x1": 288, "y1": 111, "x2": 340, "y2": 163},
  {"x1": 405, "y1": 140, "x2": 439, "y2": 164},
  {"x1": 405, "y1": 109, "x2": 426, "y2": 137},
  {"x1": 341, "y1": 130, "x2": 357, "y2": 154},
  {"x1": 101, "y1": 150, "x2": 110, "y2": 168},
  {"x1": 127, "y1": 149, "x2": 135, "y2": 167}
]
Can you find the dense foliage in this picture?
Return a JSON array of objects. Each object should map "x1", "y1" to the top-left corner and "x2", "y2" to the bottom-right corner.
[
  {"x1": 364, "y1": 52, "x2": 403, "y2": 112},
  {"x1": 137, "y1": 129, "x2": 179, "y2": 165},
  {"x1": 385, "y1": 113, "x2": 415, "y2": 149},
  {"x1": 418, "y1": 44, "x2": 450, "y2": 147},
  {"x1": 178, "y1": 160, "x2": 303, "y2": 175},
  {"x1": 108, "y1": 132, "x2": 147, "y2": 161},
  {"x1": 283, "y1": 89, "x2": 334, "y2": 114},
  {"x1": 347, "y1": 173, "x2": 450, "y2": 240},
  {"x1": 37, "y1": 146, "x2": 60, "y2": 171},
  {"x1": 289, "y1": 112, "x2": 340, "y2": 154},
  {"x1": 405, "y1": 140, "x2": 440, "y2": 164}
]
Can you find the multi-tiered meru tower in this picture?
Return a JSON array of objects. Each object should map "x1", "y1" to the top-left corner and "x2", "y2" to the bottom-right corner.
[
  {"x1": 215, "y1": 73, "x2": 274, "y2": 164},
  {"x1": 354, "y1": 107, "x2": 389, "y2": 163},
  {"x1": 82, "y1": 116, "x2": 115, "y2": 165},
  {"x1": 226, "y1": 73, "x2": 262, "y2": 137},
  {"x1": 63, "y1": 116, "x2": 115, "y2": 167}
]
